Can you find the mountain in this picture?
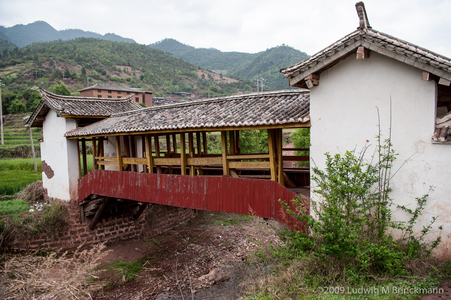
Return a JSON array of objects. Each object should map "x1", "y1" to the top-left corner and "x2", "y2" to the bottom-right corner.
[
  {"x1": 0, "y1": 21, "x2": 135, "y2": 48},
  {"x1": 0, "y1": 37, "x2": 253, "y2": 114},
  {"x1": 149, "y1": 39, "x2": 309, "y2": 90}
]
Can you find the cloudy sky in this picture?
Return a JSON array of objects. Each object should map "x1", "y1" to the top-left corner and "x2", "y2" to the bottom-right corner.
[{"x1": 1, "y1": 0, "x2": 451, "y2": 57}]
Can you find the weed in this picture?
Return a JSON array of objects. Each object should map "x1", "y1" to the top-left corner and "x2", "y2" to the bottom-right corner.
[{"x1": 109, "y1": 260, "x2": 143, "y2": 282}]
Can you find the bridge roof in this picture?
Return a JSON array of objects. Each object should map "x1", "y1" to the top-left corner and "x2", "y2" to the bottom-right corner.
[
  {"x1": 26, "y1": 88, "x2": 143, "y2": 127},
  {"x1": 65, "y1": 90, "x2": 310, "y2": 138}
]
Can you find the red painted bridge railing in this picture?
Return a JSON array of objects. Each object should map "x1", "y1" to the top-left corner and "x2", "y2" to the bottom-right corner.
[{"x1": 78, "y1": 170, "x2": 308, "y2": 231}]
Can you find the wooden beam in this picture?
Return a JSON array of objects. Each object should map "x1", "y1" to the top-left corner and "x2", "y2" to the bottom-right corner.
[
  {"x1": 305, "y1": 74, "x2": 319, "y2": 89},
  {"x1": 356, "y1": 46, "x2": 370, "y2": 59},
  {"x1": 130, "y1": 135, "x2": 136, "y2": 172},
  {"x1": 66, "y1": 122, "x2": 312, "y2": 139},
  {"x1": 188, "y1": 132, "x2": 195, "y2": 175},
  {"x1": 133, "y1": 203, "x2": 148, "y2": 220},
  {"x1": 439, "y1": 78, "x2": 451, "y2": 86},
  {"x1": 96, "y1": 160, "x2": 118, "y2": 166},
  {"x1": 116, "y1": 136, "x2": 123, "y2": 172},
  {"x1": 202, "y1": 132, "x2": 208, "y2": 154},
  {"x1": 267, "y1": 129, "x2": 277, "y2": 181},
  {"x1": 221, "y1": 131, "x2": 229, "y2": 176},
  {"x1": 276, "y1": 129, "x2": 284, "y2": 186},
  {"x1": 77, "y1": 139, "x2": 82, "y2": 178},
  {"x1": 227, "y1": 154, "x2": 269, "y2": 160},
  {"x1": 145, "y1": 134, "x2": 153, "y2": 173},
  {"x1": 81, "y1": 138, "x2": 88, "y2": 176},
  {"x1": 92, "y1": 137, "x2": 97, "y2": 170},
  {"x1": 180, "y1": 133, "x2": 187, "y2": 175},
  {"x1": 172, "y1": 133, "x2": 177, "y2": 154},
  {"x1": 422, "y1": 71, "x2": 431, "y2": 81},
  {"x1": 89, "y1": 197, "x2": 109, "y2": 230},
  {"x1": 187, "y1": 157, "x2": 222, "y2": 166},
  {"x1": 235, "y1": 131, "x2": 240, "y2": 154},
  {"x1": 154, "y1": 158, "x2": 182, "y2": 165},
  {"x1": 229, "y1": 161, "x2": 270, "y2": 169},
  {"x1": 154, "y1": 135, "x2": 162, "y2": 174},
  {"x1": 122, "y1": 157, "x2": 148, "y2": 165},
  {"x1": 80, "y1": 204, "x2": 85, "y2": 223}
]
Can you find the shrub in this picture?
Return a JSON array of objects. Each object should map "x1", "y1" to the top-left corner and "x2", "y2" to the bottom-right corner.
[{"x1": 280, "y1": 126, "x2": 441, "y2": 283}]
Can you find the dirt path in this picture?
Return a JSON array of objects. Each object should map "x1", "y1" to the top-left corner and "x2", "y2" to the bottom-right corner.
[{"x1": 93, "y1": 211, "x2": 286, "y2": 300}]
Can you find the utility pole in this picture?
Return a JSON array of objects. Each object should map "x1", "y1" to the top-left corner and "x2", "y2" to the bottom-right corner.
[{"x1": 0, "y1": 79, "x2": 4, "y2": 145}]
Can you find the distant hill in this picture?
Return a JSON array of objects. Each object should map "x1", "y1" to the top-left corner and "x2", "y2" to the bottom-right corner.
[
  {"x1": 0, "y1": 21, "x2": 135, "y2": 48},
  {"x1": 150, "y1": 39, "x2": 309, "y2": 90}
]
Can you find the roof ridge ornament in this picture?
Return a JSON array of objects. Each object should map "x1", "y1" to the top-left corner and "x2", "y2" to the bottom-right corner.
[{"x1": 355, "y1": 1, "x2": 371, "y2": 30}]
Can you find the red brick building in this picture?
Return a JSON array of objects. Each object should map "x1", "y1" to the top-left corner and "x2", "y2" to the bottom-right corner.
[{"x1": 79, "y1": 84, "x2": 153, "y2": 106}]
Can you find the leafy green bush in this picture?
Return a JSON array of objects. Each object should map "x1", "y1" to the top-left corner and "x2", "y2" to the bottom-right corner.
[
  {"x1": 290, "y1": 128, "x2": 310, "y2": 167},
  {"x1": 280, "y1": 132, "x2": 442, "y2": 284}
]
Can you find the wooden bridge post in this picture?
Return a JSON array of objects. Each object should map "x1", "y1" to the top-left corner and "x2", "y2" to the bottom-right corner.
[
  {"x1": 202, "y1": 132, "x2": 208, "y2": 155},
  {"x1": 92, "y1": 137, "x2": 97, "y2": 171},
  {"x1": 180, "y1": 133, "x2": 187, "y2": 175},
  {"x1": 145, "y1": 134, "x2": 154, "y2": 173},
  {"x1": 276, "y1": 129, "x2": 284, "y2": 186},
  {"x1": 188, "y1": 132, "x2": 195, "y2": 175},
  {"x1": 221, "y1": 131, "x2": 229, "y2": 176},
  {"x1": 116, "y1": 136, "x2": 123, "y2": 171},
  {"x1": 130, "y1": 135, "x2": 136, "y2": 172},
  {"x1": 81, "y1": 138, "x2": 88, "y2": 176},
  {"x1": 172, "y1": 133, "x2": 177, "y2": 154},
  {"x1": 267, "y1": 129, "x2": 277, "y2": 181},
  {"x1": 154, "y1": 134, "x2": 162, "y2": 174}
]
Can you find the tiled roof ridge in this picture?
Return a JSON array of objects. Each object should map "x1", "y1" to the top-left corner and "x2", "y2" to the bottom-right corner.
[
  {"x1": 281, "y1": 26, "x2": 451, "y2": 80},
  {"x1": 40, "y1": 88, "x2": 136, "y2": 102},
  {"x1": 111, "y1": 90, "x2": 309, "y2": 119}
]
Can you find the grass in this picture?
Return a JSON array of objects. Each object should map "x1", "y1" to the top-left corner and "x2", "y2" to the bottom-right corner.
[
  {"x1": 211, "y1": 212, "x2": 254, "y2": 226},
  {"x1": 0, "y1": 113, "x2": 42, "y2": 157},
  {"x1": 0, "y1": 199, "x2": 31, "y2": 215},
  {"x1": 109, "y1": 260, "x2": 143, "y2": 282},
  {"x1": 0, "y1": 157, "x2": 42, "y2": 172},
  {"x1": 0, "y1": 170, "x2": 42, "y2": 195}
]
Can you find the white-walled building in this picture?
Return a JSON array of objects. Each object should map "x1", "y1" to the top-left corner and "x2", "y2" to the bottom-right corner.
[
  {"x1": 26, "y1": 88, "x2": 142, "y2": 201},
  {"x1": 282, "y1": 2, "x2": 451, "y2": 259}
]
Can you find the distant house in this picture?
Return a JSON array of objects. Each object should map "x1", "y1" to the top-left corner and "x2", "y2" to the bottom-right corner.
[
  {"x1": 79, "y1": 84, "x2": 153, "y2": 106},
  {"x1": 282, "y1": 2, "x2": 451, "y2": 259}
]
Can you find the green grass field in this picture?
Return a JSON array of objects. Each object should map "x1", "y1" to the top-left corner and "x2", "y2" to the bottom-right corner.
[{"x1": 0, "y1": 170, "x2": 42, "y2": 195}]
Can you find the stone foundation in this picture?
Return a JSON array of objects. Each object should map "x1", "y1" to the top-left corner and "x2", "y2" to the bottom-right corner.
[{"x1": 12, "y1": 199, "x2": 196, "y2": 250}]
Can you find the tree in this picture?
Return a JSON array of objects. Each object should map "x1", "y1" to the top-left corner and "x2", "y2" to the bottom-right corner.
[{"x1": 52, "y1": 83, "x2": 71, "y2": 96}]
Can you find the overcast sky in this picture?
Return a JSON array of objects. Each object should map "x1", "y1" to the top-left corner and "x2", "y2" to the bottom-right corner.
[{"x1": 1, "y1": 0, "x2": 450, "y2": 57}]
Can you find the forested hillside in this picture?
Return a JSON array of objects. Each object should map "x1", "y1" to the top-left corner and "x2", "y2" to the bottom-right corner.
[
  {"x1": 150, "y1": 39, "x2": 309, "y2": 90},
  {"x1": 0, "y1": 21, "x2": 135, "y2": 48},
  {"x1": 0, "y1": 38, "x2": 252, "y2": 115}
]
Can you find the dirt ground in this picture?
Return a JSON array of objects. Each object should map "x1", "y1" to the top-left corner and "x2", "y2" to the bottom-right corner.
[{"x1": 92, "y1": 210, "x2": 286, "y2": 300}]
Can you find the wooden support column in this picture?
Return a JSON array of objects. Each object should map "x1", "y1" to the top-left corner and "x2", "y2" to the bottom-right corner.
[
  {"x1": 276, "y1": 129, "x2": 284, "y2": 186},
  {"x1": 229, "y1": 131, "x2": 236, "y2": 155},
  {"x1": 154, "y1": 135, "x2": 162, "y2": 174},
  {"x1": 116, "y1": 136, "x2": 123, "y2": 171},
  {"x1": 130, "y1": 135, "x2": 136, "y2": 172},
  {"x1": 221, "y1": 131, "x2": 229, "y2": 176},
  {"x1": 180, "y1": 133, "x2": 187, "y2": 175},
  {"x1": 92, "y1": 137, "x2": 97, "y2": 171},
  {"x1": 235, "y1": 131, "x2": 240, "y2": 154},
  {"x1": 166, "y1": 134, "x2": 173, "y2": 173},
  {"x1": 172, "y1": 133, "x2": 177, "y2": 154},
  {"x1": 267, "y1": 129, "x2": 277, "y2": 181},
  {"x1": 77, "y1": 139, "x2": 82, "y2": 178},
  {"x1": 133, "y1": 203, "x2": 148, "y2": 220},
  {"x1": 202, "y1": 132, "x2": 208, "y2": 155},
  {"x1": 141, "y1": 135, "x2": 146, "y2": 172},
  {"x1": 99, "y1": 137, "x2": 105, "y2": 170},
  {"x1": 81, "y1": 138, "x2": 88, "y2": 176},
  {"x1": 196, "y1": 132, "x2": 201, "y2": 155},
  {"x1": 145, "y1": 134, "x2": 154, "y2": 173},
  {"x1": 123, "y1": 136, "x2": 131, "y2": 171},
  {"x1": 188, "y1": 132, "x2": 195, "y2": 175},
  {"x1": 89, "y1": 197, "x2": 109, "y2": 230}
]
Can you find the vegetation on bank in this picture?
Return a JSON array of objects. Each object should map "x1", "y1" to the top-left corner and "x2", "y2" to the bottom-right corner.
[{"x1": 243, "y1": 130, "x2": 449, "y2": 299}]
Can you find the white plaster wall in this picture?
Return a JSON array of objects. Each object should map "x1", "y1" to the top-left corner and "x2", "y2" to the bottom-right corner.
[
  {"x1": 309, "y1": 52, "x2": 451, "y2": 259},
  {"x1": 41, "y1": 110, "x2": 78, "y2": 201},
  {"x1": 103, "y1": 136, "x2": 119, "y2": 171}
]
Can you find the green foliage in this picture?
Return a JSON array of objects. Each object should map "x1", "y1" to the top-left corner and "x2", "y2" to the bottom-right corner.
[
  {"x1": 109, "y1": 260, "x2": 143, "y2": 282},
  {"x1": 280, "y1": 133, "x2": 442, "y2": 283},
  {"x1": 7, "y1": 99, "x2": 26, "y2": 114},
  {"x1": 0, "y1": 170, "x2": 42, "y2": 195},
  {"x1": 240, "y1": 130, "x2": 268, "y2": 154},
  {"x1": 290, "y1": 128, "x2": 310, "y2": 167},
  {"x1": 0, "y1": 158, "x2": 42, "y2": 172},
  {"x1": 52, "y1": 82, "x2": 71, "y2": 95},
  {"x1": 0, "y1": 199, "x2": 31, "y2": 215}
]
